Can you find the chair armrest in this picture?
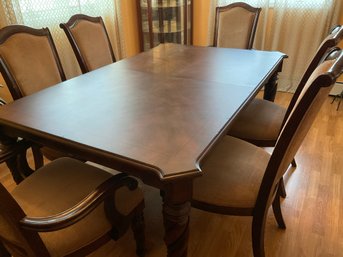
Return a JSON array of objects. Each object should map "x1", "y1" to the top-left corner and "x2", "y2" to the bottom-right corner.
[{"x1": 19, "y1": 173, "x2": 138, "y2": 232}]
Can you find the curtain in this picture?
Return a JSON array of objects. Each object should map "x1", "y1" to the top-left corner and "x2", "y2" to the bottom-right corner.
[
  {"x1": 210, "y1": 0, "x2": 342, "y2": 92},
  {"x1": 0, "y1": 0, "x2": 125, "y2": 79}
]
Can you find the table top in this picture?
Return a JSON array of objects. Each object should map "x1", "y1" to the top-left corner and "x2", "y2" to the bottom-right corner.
[{"x1": 0, "y1": 44, "x2": 285, "y2": 184}]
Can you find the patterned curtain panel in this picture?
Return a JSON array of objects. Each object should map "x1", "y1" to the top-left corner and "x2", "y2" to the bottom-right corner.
[
  {"x1": 210, "y1": 0, "x2": 342, "y2": 92},
  {"x1": 0, "y1": 0, "x2": 125, "y2": 79}
]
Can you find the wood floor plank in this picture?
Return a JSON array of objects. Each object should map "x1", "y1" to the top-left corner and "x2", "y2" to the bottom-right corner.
[{"x1": 1, "y1": 92, "x2": 342, "y2": 257}]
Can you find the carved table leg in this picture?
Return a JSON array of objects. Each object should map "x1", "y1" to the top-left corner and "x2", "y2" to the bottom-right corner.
[
  {"x1": 263, "y1": 71, "x2": 278, "y2": 102},
  {"x1": 161, "y1": 180, "x2": 193, "y2": 257}
]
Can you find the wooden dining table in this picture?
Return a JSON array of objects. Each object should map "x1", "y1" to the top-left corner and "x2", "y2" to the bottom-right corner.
[{"x1": 0, "y1": 43, "x2": 286, "y2": 257}]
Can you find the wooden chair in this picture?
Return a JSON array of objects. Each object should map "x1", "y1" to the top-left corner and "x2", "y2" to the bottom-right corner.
[
  {"x1": 227, "y1": 25, "x2": 343, "y2": 198},
  {"x1": 0, "y1": 25, "x2": 66, "y2": 99},
  {"x1": 192, "y1": 48, "x2": 343, "y2": 257},
  {"x1": 60, "y1": 14, "x2": 116, "y2": 74},
  {"x1": 227, "y1": 25, "x2": 343, "y2": 147},
  {"x1": 0, "y1": 157, "x2": 145, "y2": 257},
  {"x1": 214, "y1": 2, "x2": 261, "y2": 49},
  {"x1": 0, "y1": 25, "x2": 86, "y2": 176}
]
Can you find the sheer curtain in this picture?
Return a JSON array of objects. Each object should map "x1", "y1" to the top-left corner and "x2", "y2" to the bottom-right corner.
[
  {"x1": 209, "y1": 0, "x2": 342, "y2": 92},
  {"x1": 0, "y1": 0, "x2": 125, "y2": 78}
]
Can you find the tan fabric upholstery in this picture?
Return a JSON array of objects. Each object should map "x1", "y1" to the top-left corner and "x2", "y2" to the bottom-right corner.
[
  {"x1": 69, "y1": 20, "x2": 114, "y2": 71},
  {"x1": 193, "y1": 136, "x2": 270, "y2": 211},
  {"x1": 11, "y1": 158, "x2": 143, "y2": 257},
  {"x1": 228, "y1": 98, "x2": 286, "y2": 142},
  {"x1": 217, "y1": 7, "x2": 256, "y2": 49},
  {"x1": 0, "y1": 33, "x2": 62, "y2": 96}
]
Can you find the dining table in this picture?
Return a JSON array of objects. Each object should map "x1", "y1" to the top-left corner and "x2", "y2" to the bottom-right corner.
[{"x1": 0, "y1": 43, "x2": 286, "y2": 257}]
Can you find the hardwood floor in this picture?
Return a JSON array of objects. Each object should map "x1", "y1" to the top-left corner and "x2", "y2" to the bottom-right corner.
[{"x1": 1, "y1": 92, "x2": 342, "y2": 257}]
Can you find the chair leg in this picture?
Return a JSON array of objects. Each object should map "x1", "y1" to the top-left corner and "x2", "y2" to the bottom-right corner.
[
  {"x1": 5, "y1": 157, "x2": 24, "y2": 184},
  {"x1": 279, "y1": 177, "x2": 287, "y2": 198},
  {"x1": 272, "y1": 186, "x2": 286, "y2": 229},
  {"x1": 252, "y1": 213, "x2": 267, "y2": 257},
  {"x1": 131, "y1": 210, "x2": 145, "y2": 257},
  {"x1": 291, "y1": 158, "x2": 297, "y2": 167}
]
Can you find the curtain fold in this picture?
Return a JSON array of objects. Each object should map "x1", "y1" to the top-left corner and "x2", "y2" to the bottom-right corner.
[
  {"x1": 0, "y1": 0, "x2": 22, "y2": 27},
  {"x1": 210, "y1": 0, "x2": 342, "y2": 92}
]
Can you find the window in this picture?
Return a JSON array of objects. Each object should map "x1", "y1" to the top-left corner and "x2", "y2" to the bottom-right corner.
[
  {"x1": 15, "y1": 0, "x2": 114, "y2": 28},
  {"x1": 217, "y1": 0, "x2": 334, "y2": 9}
]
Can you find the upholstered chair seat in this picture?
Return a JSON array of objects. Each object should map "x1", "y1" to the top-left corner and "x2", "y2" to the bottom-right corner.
[
  {"x1": 227, "y1": 25, "x2": 343, "y2": 147},
  {"x1": 229, "y1": 98, "x2": 286, "y2": 145},
  {"x1": 0, "y1": 157, "x2": 145, "y2": 257},
  {"x1": 193, "y1": 136, "x2": 270, "y2": 213},
  {"x1": 192, "y1": 48, "x2": 343, "y2": 257},
  {"x1": 227, "y1": 27, "x2": 343, "y2": 199}
]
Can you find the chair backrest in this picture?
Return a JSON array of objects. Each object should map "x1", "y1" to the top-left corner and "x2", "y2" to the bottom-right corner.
[
  {"x1": 0, "y1": 25, "x2": 66, "y2": 100},
  {"x1": 214, "y1": 2, "x2": 261, "y2": 49},
  {"x1": 284, "y1": 25, "x2": 343, "y2": 122},
  {"x1": 256, "y1": 48, "x2": 343, "y2": 215},
  {"x1": 60, "y1": 14, "x2": 116, "y2": 74}
]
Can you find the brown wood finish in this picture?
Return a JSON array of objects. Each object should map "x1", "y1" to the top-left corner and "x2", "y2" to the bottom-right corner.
[
  {"x1": 284, "y1": 25, "x2": 343, "y2": 121},
  {"x1": 59, "y1": 14, "x2": 116, "y2": 74},
  {"x1": 228, "y1": 25, "x2": 343, "y2": 148},
  {"x1": 192, "y1": 49, "x2": 343, "y2": 257},
  {"x1": 0, "y1": 25, "x2": 81, "y2": 178},
  {"x1": 0, "y1": 25, "x2": 66, "y2": 100},
  {"x1": 1, "y1": 91, "x2": 341, "y2": 257},
  {"x1": 0, "y1": 99, "x2": 37, "y2": 183},
  {"x1": 214, "y1": 2, "x2": 261, "y2": 49},
  {"x1": 228, "y1": 26, "x2": 343, "y2": 198},
  {"x1": 0, "y1": 158, "x2": 145, "y2": 257},
  {"x1": 0, "y1": 44, "x2": 285, "y2": 257}
]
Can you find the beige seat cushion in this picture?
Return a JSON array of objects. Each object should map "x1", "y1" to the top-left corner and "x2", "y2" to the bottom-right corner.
[
  {"x1": 12, "y1": 157, "x2": 143, "y2": 257},
  {"x1": 227, "y1": 98, "x2": 286, "y2": 143},
  {"x1": 193, "y1": 136, "x2": 270, "y2": 212}
]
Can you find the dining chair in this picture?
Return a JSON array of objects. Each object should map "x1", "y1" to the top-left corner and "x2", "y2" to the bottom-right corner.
[
  {"x1": 0, "y1": 157, "x2": 145, "y2": 257},
  {"x1": 0, "y1": 25, "x2": 86, "y2": 174},
  {"x1": 227, "y1": 25, "x2": 343, "y2": 147},
  {"x1": 214, "y1": 2, "x2": 261, "y2": 49},
  {"x1": 226, "y1": 26, "x2": 343, "y2": 198},
  {"x1": 0, "y1": 25, "x2": 66, "y2": 99},
  {"x1": 60, "y1": 14, "x2": 116, "y2": 74},
  {"x1": 192, "y1": 48, "x2": 343, "y2": 257}
]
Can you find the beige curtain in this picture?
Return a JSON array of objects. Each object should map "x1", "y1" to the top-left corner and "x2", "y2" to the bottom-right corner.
[
  {"x1": 210, "y1": 0, "x2": 342, "y2": 92},
  {"x1": 0, "y1": 0, "x2": 126, "y2": 79}
]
